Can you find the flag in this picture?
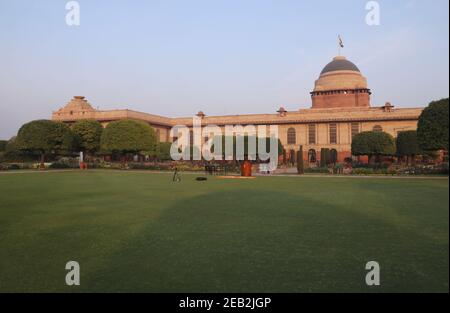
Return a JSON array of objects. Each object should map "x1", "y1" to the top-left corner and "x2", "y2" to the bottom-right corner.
[{"x1": 338, "y1": 35, "x2": 344, "y2": 48}]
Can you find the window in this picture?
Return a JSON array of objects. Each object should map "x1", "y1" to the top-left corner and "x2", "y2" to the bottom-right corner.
[
  {"x1": 287, "y1": 128, "x2": 296, "y2": 145},
  {"x1": 189, "y1": 130, "x2": 194, "y2": 145},
  {"x1": 373, "y1": 125, "x2": 383, "y2": 132},
  {"x1": 308, "y1": 124, "x2": 316, "y2": 144},
  {"x1": 308, "y1": 149, "x2": 317, "y2": 164},
  {"x1": 329, "y1": 123, "x2": 337, "y2": 144},
  {"x1": 351, "y1": 122, "x2": 360, "y2": 138}
]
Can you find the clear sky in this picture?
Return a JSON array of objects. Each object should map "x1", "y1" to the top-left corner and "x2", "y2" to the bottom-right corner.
[{"x1": 0, "y1": 0, "x2": 448, "y2": 139}]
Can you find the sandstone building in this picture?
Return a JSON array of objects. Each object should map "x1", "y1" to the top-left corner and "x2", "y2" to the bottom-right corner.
[{"x1": 52, "y1": 56, "x2": 423, "y2": 164}]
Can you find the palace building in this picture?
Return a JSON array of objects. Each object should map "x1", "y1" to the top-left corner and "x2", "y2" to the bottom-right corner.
[{"x1": 52, "y1": 55, "x2": 423, "y2": 164}]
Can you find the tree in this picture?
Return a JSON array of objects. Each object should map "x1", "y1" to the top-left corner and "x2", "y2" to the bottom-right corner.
[
  {"x1": 16, "y1": 120, "x2": 77, "y2": 166},
  {"x1": 100, "y1": 120, "x2": 157, "y2": 157},
  {"x1": 0, "y1": 140, "x2": 7, "y2": 152},
  {"x1": 157, "y1": 142, "x2": 172, "y2": 161},
  {"x1": 320, "y1": 148, "x2": 331, "y2": 167},
  {"x1": 352, "y1": 131, "x2": 396, "y2": 164},
  {"x1": 417, "y1": 98, "x2": 449, "y2": 152},
  {"x1": 72, "y1": 120, "x2": 103, "y2": 156},
  {"x1": 396, "y1": 130, "x2": 422, "y2": 165},
  {"x1": 297, "y1": 146, "x2": 304, "y2": 174},
  {"x1": 212, "y1": 135, "x2": 283, "y2": 161}
]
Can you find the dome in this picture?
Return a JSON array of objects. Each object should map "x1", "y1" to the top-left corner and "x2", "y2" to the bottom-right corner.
[
  {"x1": 311, "y1": 55, "x2": 371, "y2": 108},
  {"x1": 313, "y1": 56, "x2": 368, "y2": 93},
  {"x1": 320, "y1": 56, "x2": 360, "y2": 74}
]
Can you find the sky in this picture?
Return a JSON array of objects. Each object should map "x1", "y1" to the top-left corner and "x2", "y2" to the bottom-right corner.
[{"x1": 0, "y1": 0, "x2": 448, "y2": 139}]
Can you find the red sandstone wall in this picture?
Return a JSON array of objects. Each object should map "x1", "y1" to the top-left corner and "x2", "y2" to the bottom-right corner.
[{"x1": 312, "y1": 93, "x2": 370, "y2": 109}]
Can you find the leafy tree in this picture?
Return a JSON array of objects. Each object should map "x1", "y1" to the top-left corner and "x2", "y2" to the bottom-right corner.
[
  {"x1": 72, "y1": 120, "x2": 103, "y2": 155},
  {"x1": 1, "y1": 137, "x2": 35, "y2": 162},
  {"x1": 396, "y1": 130, "x2": 422, "y2": 164},
  {"x1": 100, "y1": 120, "x2": 157, "y2": 156},
  {"x1": 0, "y1": 140, "x2": 7, "y2": 152},
  {"x1": 417, "y1": 98, "x2": 449, "y2": 151},
  {"x1": 352, "y1": 131, "x2": 396, "y2": 164},
  {"x1": 157, "y1": 142, "x2": 172, "y2": 161},
  {"x1": 16, "y1": 120, "x2": 77, "y2": 165}
]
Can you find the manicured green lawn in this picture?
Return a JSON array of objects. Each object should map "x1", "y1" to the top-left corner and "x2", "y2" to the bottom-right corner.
[{"x1": 0, "y1": 171, "x2": 448, "y2": 292}]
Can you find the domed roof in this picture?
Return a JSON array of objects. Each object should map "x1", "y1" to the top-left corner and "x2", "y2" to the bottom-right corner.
[
  {"x1": 313, "y1": 56, "x2": 368, "y2": 93},
  {"x1": 320, "y1": 56, "x2": 360, "y2": 75}
]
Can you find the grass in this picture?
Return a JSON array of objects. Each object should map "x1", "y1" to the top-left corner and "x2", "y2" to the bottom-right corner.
[{"x1": 0, "y1": 171, "x2": 448, "y2": 293}]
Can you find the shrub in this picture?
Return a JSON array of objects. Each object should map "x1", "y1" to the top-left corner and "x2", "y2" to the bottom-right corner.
[
  {"x1": 320, "y1": 148, "x2": 331, "y2": 167},
  {"x1": 101, "y1": 120, "x2": 157, "y2": 156},
  {"x1": 72, "y1": 120, "x2": 103, "y2": 155},
  {"x1": 352, "y1": 131, "x2": 396, "y2": 163},
  {"x1": 49, "y1": 163, "x2": 72, "y2": 169},
  {"x1": 304, "y1": 167, "x2": 330, "y2": 174},
  {"x1": 157, "y1": 142, "x2": 172, "y2": 161},
  {"x1": 297, "y1": 146, "x2": 304, "y2": 174},
  {"x1": 352, "y1": 168, "x2": 375, "y2": 175}
]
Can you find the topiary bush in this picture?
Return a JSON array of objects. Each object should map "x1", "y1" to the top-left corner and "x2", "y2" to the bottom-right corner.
[{"x1": 297, "y1": 147, "x2": 304, "y2": 174}]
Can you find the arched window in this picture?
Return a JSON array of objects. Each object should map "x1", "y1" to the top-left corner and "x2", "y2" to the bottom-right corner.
[
  {"x1": 287, "y1": 128, "x2": 296, "y2": 145},
  {"x1": 308, "y1": 149, "x2": 317, "y2": 164},
  {"x1": 373, "y1": 125, "x2": 383, "y2": 132}
]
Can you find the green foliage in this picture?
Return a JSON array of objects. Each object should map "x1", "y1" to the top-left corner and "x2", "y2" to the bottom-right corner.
[
  {"x1": 0, "y1": 140, "x2": 7, "y2": 152},
  {"x1": 320, "y1": 148, "x2": 331, "y2": 167},
  {"x1": 1, "y1": 137, "x2": 37, "y2": 162},
  {"x1": 72, "y1": 120, "x2": 103, "y2": 153},
  {"x1": 304, "y1": 167, "x2": 330, "y2": 174},
  {"x1": 157, "y1": 142, "x2": 172, "y2": 161},
  {"x1": 100, "y1": 120, "x2": 157, "y2": 154},
  {"x1": 213, "y1": 135, "x2": 283, "y2": 160},
  {"x1": 16, "y1": 120, "x2": 77, "y2": 161},
  {"x1": 351, "y1": 131, "x2": 396, "y2": 159},
  {"x1": 396, "y1": 131, "x2": 422, "y2": 157},
  {"x1": 296, "y1": 146, "x2": 304, "y2": 174},
  {"x1": 417, "y1": 98, "x2": 449, "y2": 151}
]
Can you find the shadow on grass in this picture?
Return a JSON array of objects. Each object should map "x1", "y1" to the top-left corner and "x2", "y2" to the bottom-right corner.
[{"x1": 76, "y1": 188, "x2": 448, "y2": 293}]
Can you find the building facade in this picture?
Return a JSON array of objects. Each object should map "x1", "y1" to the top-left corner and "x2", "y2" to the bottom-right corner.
[{"x1": 52, "y1": 56, "x2": 423, "y2": 164}]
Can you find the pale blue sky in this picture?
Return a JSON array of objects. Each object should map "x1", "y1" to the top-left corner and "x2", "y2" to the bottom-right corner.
[{"x1": 0, "y1": 0, "x2": 448, "y2": 139}]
